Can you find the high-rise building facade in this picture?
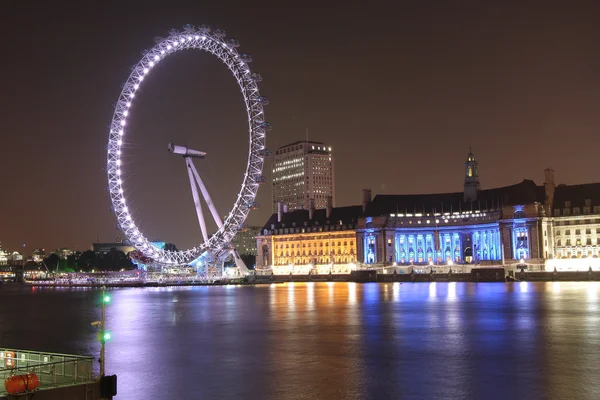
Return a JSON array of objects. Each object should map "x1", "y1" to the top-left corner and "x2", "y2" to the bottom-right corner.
[
  {"x1": 272, "y1": 141, "x2": 335, "y2": 212},
  {"x1": 232, "y1": 226, "x2": 260, "y2": 256}
]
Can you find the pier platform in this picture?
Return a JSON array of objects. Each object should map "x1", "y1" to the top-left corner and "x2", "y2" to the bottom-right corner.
[{"x1": 0, "y1": 349, "x2": 110, "y2": 399}]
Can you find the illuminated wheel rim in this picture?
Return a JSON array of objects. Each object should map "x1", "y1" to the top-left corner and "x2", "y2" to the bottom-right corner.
[{"x1": 106, "y1": 25, "x2": 268, "y2": 265}]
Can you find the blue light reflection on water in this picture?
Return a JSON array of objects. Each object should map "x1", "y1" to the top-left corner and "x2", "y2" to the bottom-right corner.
[{"x1": 1, "y1": 282, "x2": 600, "y2": 399}]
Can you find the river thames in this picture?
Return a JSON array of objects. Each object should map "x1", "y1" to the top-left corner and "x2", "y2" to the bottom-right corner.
[{"x1": 2, "y1": 282, "x2": 599, "y2": 399}]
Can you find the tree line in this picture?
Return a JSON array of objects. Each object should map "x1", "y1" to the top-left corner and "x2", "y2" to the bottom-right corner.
[{"x1": 41, "y1": 249, "x2": 135, "y2": 272}]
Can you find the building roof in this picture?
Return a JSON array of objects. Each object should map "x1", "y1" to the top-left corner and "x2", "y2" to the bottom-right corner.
[
  {"x1": 277, "y1": 140, "x2": 324, "y2": 149},
  {"x1": 260, "y1": 205, "x2": 364, "y2": 232},
  {"x1": 553, "y1": 183, "x2": 600, "y2": 208},
  {"x1": 260, "y1": 178, "x2": 600, "y2": 232},
  {"x1": 366, "y1": 179, "x2": 545, "y2": 215}
]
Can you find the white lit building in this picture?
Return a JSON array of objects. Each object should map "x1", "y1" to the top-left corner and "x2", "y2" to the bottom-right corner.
[
  {"x1": 272, "y1": 141, "x2": 335, "y2": 212},
  {"x1": 0, "y1": 243, "x2": 9, "y2": 266},
  {"x1": 10, "y1": 252, "x2": 23, "y2": 265},
  {"x1": 543, "y1": 178, "x2": 600, "y2": 271},
  {"x1": 32, "y1": 248, "x2": 46, "y2": 263}
]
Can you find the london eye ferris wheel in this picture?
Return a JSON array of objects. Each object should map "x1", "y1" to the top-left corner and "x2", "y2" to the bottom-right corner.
[{"x1": 106, "y1": 24, "x2": 270, "y2": 273}]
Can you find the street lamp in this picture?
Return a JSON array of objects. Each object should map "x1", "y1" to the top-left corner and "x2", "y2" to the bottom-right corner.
[{"x1": 91, "y1": 286, "x2": 111, "y2": 377}]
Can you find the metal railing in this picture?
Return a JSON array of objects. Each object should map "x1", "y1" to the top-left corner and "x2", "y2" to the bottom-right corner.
[{"x1": 0, "y1": 349, "x2": 95, "y2": 395}]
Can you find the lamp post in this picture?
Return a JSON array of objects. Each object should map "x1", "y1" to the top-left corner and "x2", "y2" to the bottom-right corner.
[{"x1": 92, "y1": 286, "x2": 111, "y2": 377}]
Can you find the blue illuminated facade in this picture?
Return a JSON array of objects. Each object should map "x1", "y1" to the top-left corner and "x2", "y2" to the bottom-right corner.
[
  {"x1": 359, "y1": 212, "x2": 504, "y2": 265},
  {"x1": 356, "y1": 149, "x2": 548, "y2": 266}
]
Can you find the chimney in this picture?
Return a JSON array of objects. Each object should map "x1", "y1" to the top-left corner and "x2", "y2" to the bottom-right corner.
[
  {"x1": 544, "y1": 168, "x2": 555, "y2": 214},
  {"x1": 309, "y1": 198, "x2": 315, "y2": 220},
  {"x1": 362, "y1": 189, "x2": 372, "y2": 213},
  {"x1": 283, "y1": 204, "x2": 289, "y2": 213},
  {"x1": 277, "y1": 202, "x2": 282, "y2": 222},
  {"x1": 326, "y1": 196, "x2": 333, "y2": 218}
]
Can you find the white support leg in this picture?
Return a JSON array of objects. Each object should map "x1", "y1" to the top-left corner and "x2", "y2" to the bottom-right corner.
[
  {"x1": 186, "y1": 158, "x2": 209, "y2": 243},
  {"x1": 189, "y1": 162, "x2": 224, "y2": 229},
  {"x1": 232, "y1": 249, "x2": 250, "y2": 275}
]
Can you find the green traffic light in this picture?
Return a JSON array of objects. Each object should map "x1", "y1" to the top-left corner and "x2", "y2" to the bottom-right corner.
[
  {"x1": 103, "y1": 295, "x2": 111, "y2": 303},
  {"x1": 103, "y1": 332, "x2": 111, "y2": 341}
]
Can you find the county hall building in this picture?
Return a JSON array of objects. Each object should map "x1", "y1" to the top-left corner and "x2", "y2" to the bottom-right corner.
[{"x1": 256, "y1": 150, "x2": 600, "y2": 274}]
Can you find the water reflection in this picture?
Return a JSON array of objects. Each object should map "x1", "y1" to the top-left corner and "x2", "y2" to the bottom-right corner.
[
  {"x1": 347, "y1": 282, "x2": 357, "y2": 304},
  {"x1": 392, "y1": 282, "x2": 400, "y2": 301},
  {"x1": 2, "y1": 282, "x2": 600, "y2": 399},
  {"x1": 448, "y1": 281, "x2": 456, "y2": 301}
]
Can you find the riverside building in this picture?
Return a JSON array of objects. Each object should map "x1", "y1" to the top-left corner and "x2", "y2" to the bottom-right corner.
[{"x1": 257, "y1": 149, "x2": 600, "y2": 274}]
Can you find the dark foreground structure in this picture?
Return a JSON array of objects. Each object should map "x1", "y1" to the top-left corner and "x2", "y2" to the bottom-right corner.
[{"x1": 0, "y1": 349, "x2": 116, "y2": 400}]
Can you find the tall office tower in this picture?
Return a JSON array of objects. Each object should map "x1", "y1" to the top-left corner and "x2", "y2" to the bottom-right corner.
[{"x1": 272, "y1": 141, "x2": 335, "y2": 212}]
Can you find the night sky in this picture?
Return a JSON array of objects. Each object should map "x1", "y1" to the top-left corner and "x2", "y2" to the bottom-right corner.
[{"x1": 2, "y1": 1, "x2": 599, "y2": 252}]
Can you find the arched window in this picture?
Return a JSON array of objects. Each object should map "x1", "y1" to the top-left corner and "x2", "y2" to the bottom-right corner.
[{"x1": 514, "y1": 210, "x2": 525, "y2": 219}]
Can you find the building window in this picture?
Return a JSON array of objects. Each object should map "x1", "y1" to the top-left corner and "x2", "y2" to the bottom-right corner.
[
  {"x1": 514, "y1": 228, "x2": 529, "y2": 259},
  {"x1": 586, "y1": 229, "x2": 591, "y2": 235},
  {"x1": 587, "y1": 238, "x2": 592, "y2": 245},
  {"x1": 554, "y1": 209, "x2": 560, "y2": 216},
  {"x1": 575, "y1": 229, "x2": 581, "y2": 235},
  {"x1": 514, "y1": 210, "x2": 525, "y2": 219},
  {"x1": 563, "y1": 209, "x2": 571, "y2": 216},
  {"x1": 573, "y1": 207, "x2": 581, "y2": 215}
]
